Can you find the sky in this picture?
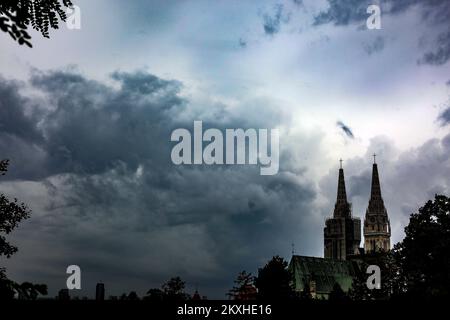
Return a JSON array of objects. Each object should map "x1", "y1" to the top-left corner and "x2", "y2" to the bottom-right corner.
[{"x1": 1, "y1": 0, "x2": 450, "y2": 299}]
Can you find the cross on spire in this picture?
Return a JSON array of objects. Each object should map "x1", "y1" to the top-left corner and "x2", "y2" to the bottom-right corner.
[
  {"x1": 373, "y1": 153, "x2": 376, "y2": 164},
  {"x1": 339, "y1": 159, "x2": 343, "y2": 169}
]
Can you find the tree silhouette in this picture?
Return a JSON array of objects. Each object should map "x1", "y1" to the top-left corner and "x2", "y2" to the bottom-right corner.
[
  {"x1": 0, "y1": 159, "x2": 47, "y2": 300},
  {"x1": 0, "y1": 269, "x2": 15, "y2": 299},
  {"x1": 227, "y1": 270, "x2": 257, "y2": 300},
  {"x1": 0, "y1": 160, "x2": 31, "y2": 258},
  {"x1": 0, "y1": 0, "x2": 73, "y2": 47},
  {"x1": 162, "y1": 276, "x2": 190, "y2": 301},
  {"x1": 255, "y1": 256, "x2": 294, "y2": 300},
  {"x1": 392, "y1": 194, "x2": 450, "y2": 298}
]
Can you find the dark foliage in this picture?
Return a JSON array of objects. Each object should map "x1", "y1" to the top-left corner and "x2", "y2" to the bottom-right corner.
[
  {"x1": 255, "y1": 255, "x2": 294, "y2": 300},
  {"x1": 145, "y1": 276, "x2": 190, "y2": 301},
  {"x1": 227, "y1": 270, "x2": 257, "y2": 300},
  {"x1": 1, "y1": 159, "x2": 47, "y2": 300},
  {"x1": 348, "y1": 252, "x2": 401, "y2": 300},
  {"x1": 162, "y1": 276, "x2": 190, "y2": 301},
  {"x1": 0, "y1": 0, "x2": 73, "y2": 47},
  {"x1": 0, "y1": 267, "x2": 48, "y2": 300},
  {"x1": 392, "y1": 194, "x2": 450, "y2": 298},
  {"x1": 348, "y1": 194, "x2": 450, "y2": 301},
  {"x1": 0, "y1": 160, "x2": 31, "y2": 258}
]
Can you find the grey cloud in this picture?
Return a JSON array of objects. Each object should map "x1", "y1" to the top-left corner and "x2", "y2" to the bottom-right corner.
[
  {"x1": 314, "y1": 0, "x2": 448, "y2": 26},
  {"x1": 0, "y1": 77, "x2": 42, "y2": 143},
  {"x1": 420, "y1": 31, "x2": 450, "y2": 65},
  {"x1": 19, "y1": 69, "x2": 184, "y2": 178},
  {"x1": 263, "y1": 4, "x2": 288, "y2": 36},
  {"x1": 438, "y1": 106, "x2": 450, "y2": 126},
  {"x1": 313, "y1": 0, "x2": 371, "y2": 27},
  {"x1": 313, "y1": 0, "x2": 450, "y2": 65}
]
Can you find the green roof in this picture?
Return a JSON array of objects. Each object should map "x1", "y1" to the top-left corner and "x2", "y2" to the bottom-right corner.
[{"x1": 289, "y1": 255, "x2": 360, "y2": 295}]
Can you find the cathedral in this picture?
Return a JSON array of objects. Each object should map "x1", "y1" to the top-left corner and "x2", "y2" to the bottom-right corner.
[{"x1": 289, "y1": 157, "x2": 391, "y2": 298}]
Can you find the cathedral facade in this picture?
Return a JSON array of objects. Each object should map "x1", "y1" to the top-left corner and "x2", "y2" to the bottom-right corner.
[
  {"x1": 324, "y1": 158, "x2": 391, "y2": 259},
  {"x1": 289, "y1": 157, "x2": 392, "y2": 298}
]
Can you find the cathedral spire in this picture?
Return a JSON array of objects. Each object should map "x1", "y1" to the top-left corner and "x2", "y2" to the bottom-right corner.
[
  {"x1": 336, "y1": 166, "x2": 347, "y2": 204},
  {"x1": 370, "y1": 162, "x2": 382, "y2": 202},
  {"x1": 324, "y1": 160, "x2": 361, "y2": 260},
  {"x1": 333, "y1": 161, "x2": 351, "y2": 218},
  {"x1": 364, "y1": 158, "x2": 391, "y2": 253}
]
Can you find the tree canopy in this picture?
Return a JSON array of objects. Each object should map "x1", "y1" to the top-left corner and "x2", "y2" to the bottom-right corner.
[
  {"x1": 255, "y1": 255, "x2": 294, "y2": 300},
  {"x1": 392, "y1": 194, "x2": 450, "y2": 298},
  {"x1": 1, "y1": 159, "x2": 47, "y2": 300},
  {"x1": 0, "y1": 0, "x2": 73, "y2": 47},
  {"x1": 227, "y1": 270, "x2": 256, "y2": 300},
  {"x1": 0, "y1": 160, "x2": 31, "y2": 258}
]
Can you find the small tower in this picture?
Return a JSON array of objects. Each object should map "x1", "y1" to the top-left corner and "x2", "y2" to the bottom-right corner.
[
  {"x1": 363, "y1": 155, "x2": 391, "y2": 253},
  {"x1": 324, "y1": 160, "x2": 361, "y2": 260},
  {"x1": 96, "y1": 282, "x2": 105, "y2": 301}
]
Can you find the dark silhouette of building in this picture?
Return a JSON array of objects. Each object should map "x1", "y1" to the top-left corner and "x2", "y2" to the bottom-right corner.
[
  {"x1": 324, "y1": 161, "x2": 361, "y2": 260},
  {"x1": 363, "y1": 156, "x2": 391, "y2": 252},
  {"x1": 96, "y1": 282, "x2": 105, "y2": 301}
]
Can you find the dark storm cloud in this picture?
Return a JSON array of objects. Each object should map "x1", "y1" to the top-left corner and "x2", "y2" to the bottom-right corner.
[
  {"x1": 438, "y1": 107, "x2": 450, "y2": 126},
  {"x1": 0, "y1": 77, "x2": 42, "y2": 143},
  {"x1": 314, "y1": 0, "x2": 450, "y2": 65},
  {"x1": 336, "y1": 121, "x2": 354, "y2": 139},
  {"x1": 313, "y1": 0, "x2": 370, "y2": 27},
  {"x1": 30, "y1": 69, "x2": 183, "y2": 177},
  {"x1": 1, "y1": 69, "x2": 319, "y2": 298},
  {"x1": 314, "y1": 0, "x2": 449, "y2": 26},
  {"x1": 0, "y1": 77, "x2": 48, "y2": 180}
]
